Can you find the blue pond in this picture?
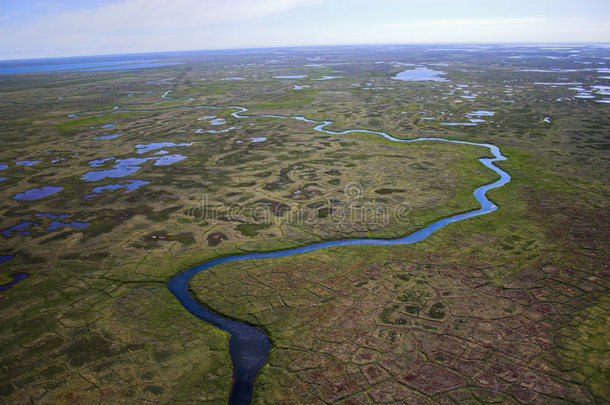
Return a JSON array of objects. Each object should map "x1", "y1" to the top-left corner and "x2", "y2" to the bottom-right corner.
[
  {"x1": 46, "y1": 221, "x2": 90, "y2": 231},
  {"x1": 89, "y1": 157, "x2": 115, "y2": 168},
  {"x1": 14, "y1": 186, "x2": 63, "y2": 201},
  {"x1": 82, "y1": 158, "x2": 150, "y2": 181},
  {"x1": 36, "y1": 213, "x2": 69, "y2": 218},
  {"x1": 91, "y1": 180, "x2": 150, "y2": 194},
  {"x1": 154, "y1": 154, "x2": 187, "y2": 165},
  {"x1": 0, "y1": 255, "x2": 28, "y2": 292},
  {"x1": 0, "y1": 164, "x2": 8, "y2": 170},
  {"x1": 0, "y1": 273, "x2": 29, "y2": 292},
  {"x1": 393, "y1": 67, "x2": 448, "y2": 82},
  {"x1": 0, "y1": 255, "x2": 15, "y2": 264},
  {"x1": 135, "y1": 142, "x2": 191, "y2": 154},
  {"x1": 101, "y1": 124, "x2": 117, "y2": 128},
  {"x1": 16, "y1": 160, "x2": 41, "y2": 166},
  {"x1": 209, "y1": 118, "x2": 226, "y2": 125},
  {"x1": 1, "y1": 222, "x2": 36, "y2": 236},
  {"x1": 0, "y1": 177, "x2": 8, "y2": 182},
  {"x1": 94, "y1": 134, "x2": 122, "y2": 140},
  {"x1": 274, "y1": 75, "x2": 308, "y2": 79},
  {"x1": 467, "y1": 110, "x2": 495, "y2": 117}
]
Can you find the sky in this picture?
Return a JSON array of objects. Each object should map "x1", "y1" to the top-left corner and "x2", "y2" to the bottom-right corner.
[{"x1": 1, "y1": 0, "x2": 609, "y2": 60}]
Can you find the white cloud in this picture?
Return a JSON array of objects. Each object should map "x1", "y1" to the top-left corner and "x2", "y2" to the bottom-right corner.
[
  {"x1": 0, "y1": 0, "x2": 319, "y2": 58},
  {"x1": 0, "y1": 0, "x2": 607, "y2": 59},
  {"x1": 381, "y1": 18, "x2": 546, "y2": 28}
]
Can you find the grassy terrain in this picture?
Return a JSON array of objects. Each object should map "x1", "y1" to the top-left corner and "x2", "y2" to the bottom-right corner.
[
  {"x1": 191, "y1": 138, "x2": 608, "y2": 403},
  {"x1": 0, "y1": 45, "x2": 608, "y2": 403}
]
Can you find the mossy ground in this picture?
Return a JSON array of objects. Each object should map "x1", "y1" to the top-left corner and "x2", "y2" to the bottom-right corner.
[{"x1": 0, "y1": 46, "x2": 608, "y2": 403}]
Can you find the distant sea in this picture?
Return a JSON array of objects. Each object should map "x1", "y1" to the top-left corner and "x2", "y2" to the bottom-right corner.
[{"x1": 0, "y1": 54, "x2": 182, "y2": 75}]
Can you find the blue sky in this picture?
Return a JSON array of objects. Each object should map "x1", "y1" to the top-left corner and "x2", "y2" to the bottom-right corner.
[{"x1": 1, "y1": 0, "x2": 609, "y2": 60}]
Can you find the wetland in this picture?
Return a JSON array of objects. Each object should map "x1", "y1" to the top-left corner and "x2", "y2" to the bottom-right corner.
[{"x1": 0, "y1": 44, "x2": 608, "y2": 404}]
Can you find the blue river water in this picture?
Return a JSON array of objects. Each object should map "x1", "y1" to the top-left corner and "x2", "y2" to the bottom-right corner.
[{"x1": 168, "y1": 103, "x2": 511, "y2": 405}]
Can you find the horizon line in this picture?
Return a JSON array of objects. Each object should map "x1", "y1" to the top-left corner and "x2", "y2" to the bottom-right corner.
[{"x1": 2, "y1": 41, "x2": 609, "y2": 63}]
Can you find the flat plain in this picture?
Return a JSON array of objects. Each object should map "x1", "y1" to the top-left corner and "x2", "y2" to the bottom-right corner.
[{"x1": 0, "y1": 45, "x2": 608, "y2": 403}]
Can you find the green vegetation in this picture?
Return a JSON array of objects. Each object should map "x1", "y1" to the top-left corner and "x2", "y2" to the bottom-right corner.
[{"x1": 0, "y1": 45, "x2": 608, "y2": 403}]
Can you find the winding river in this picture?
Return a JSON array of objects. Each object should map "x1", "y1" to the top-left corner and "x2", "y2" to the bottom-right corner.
[{"x1": 168, "y1": 105, "x2": 511, "y2": 404}]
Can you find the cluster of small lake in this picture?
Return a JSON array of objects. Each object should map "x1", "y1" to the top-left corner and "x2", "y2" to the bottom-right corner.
[
  {"x1": 79, "y1": 141, "x2": 190, "y2": 201},
  {"x1": 1, "y1": 213, "x2": 90, "y2": 237},
  {"x1": 391, "y1": 64, "x2": 610, "y2": 103},
  {"x1": 272, "y1": 74, "x2": 342, "y2": 90},
  {"x1": 2, "y1": 129, "x2": 196, "y2": 247},
  {"x1": 193, "y1": 116, "x2": 242, "y2": 133},
  {"x1": 523, "y1": 65, "x2": 610, "y2": 103},
  {"x1": 6, "y1": 125, "x2": 192, "y2": 234},
  {"x1": 82, "y1": 153, "x2": 187, "y2": 181},
  {"x1": 423, "y1": 110, "x2": 496, "y2": 126},
  {"x1": 0, "y1": 221, "x2": 37, "y2": 236},
  {"x1": 440, "y1": 84, "x2": 481, "y2": 100},
  {"x1": 47, "y1": 103, "x2": 239, "y2": 206},
  {"x1": 534, "y1": 81, "x2": 610, "y2": 103},
  {"x1": 2, "y1": 90, "x2": 242, "y2": 290},
  {"x1": 2, "y1": 140, "x2": 190, "y2": 237}
]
